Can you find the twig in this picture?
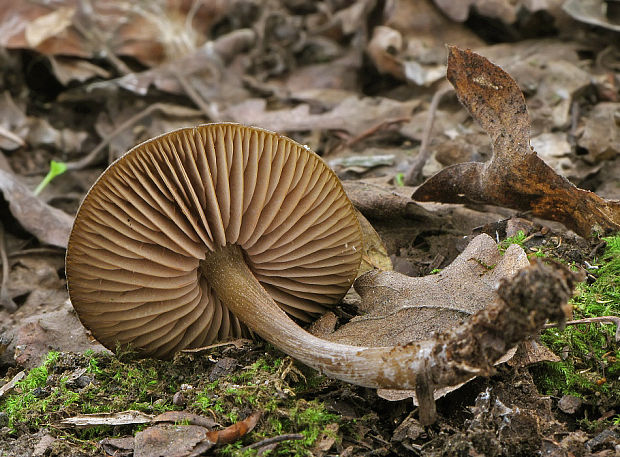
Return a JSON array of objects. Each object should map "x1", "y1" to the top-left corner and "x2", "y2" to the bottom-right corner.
[
  {"x1": 0, "y1": 220, "x2": 17, "y2": 312},
  {"x1": 403, "y1": 85, "x2": 452, "y2": 186},
  {"x1": 567, "y1": 100, "x2": 580, "y2": 149},
  {"x1": 0, "y1": 125, "x2": 25, "y2": 147},
  {"x1": 73, "y1": 0, "x2": 132, "y2": 75},
  {"x1": 9, "y1": 247, "x2": 66, "y2": 258},
  {"x1": 241, "y1": 433, "x2": 304, "y2": 451},
  {"x1": 180, "y1": 338, "x2": 252, "y2": 353},
  {"x1": 65, "y1": 103, "x2": 172, "y2": 171},
  {"x1": 544, "y1": 316, "x2": 620, "y2": 342},
  {"x1": 0, "y1": 371, "x2": 25, "y2": 398},
  {"x1": 172, "y1": 68, "x2": 221, "y2": 121},
  {"x1": 345, "y1": 116, "x2": 411, "y2": 147},
  {"x1": 589, "y1": 240, "x2": 607, "y2": 259}
]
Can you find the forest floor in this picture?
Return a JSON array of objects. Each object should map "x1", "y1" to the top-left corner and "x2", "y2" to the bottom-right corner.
[{"x1": 0, "y1": 1, "x2": 619, "y2": 455}]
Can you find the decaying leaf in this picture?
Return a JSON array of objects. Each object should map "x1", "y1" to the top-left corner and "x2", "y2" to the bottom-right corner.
[
  {"x1": 0, "y1": 0, "x2": 231, "y2": 67},
  {"x1": 134, "y1": 412, "x2": 260, "y2": 457},
  {"x1": 205, "y1": 411, "x2": 261, "y2": 446},
  {"x1": 367, "y1": 0, "x2": 482, "y2": 86},
  {"x1": 0, "y1": 169, "x2": 73, "y2": 248},
  {"x1": 434, "y1": 0, "x2": 558, "y2": 24},
  {"x1": 413, "y1": 46, "x2": 620, "y2": 237},
  {"x1": 114, "y1": 29, "x2": 255, "y2": 96},
  {"x1": 355, "y1": 210, "x2": 393, "y2": 275},
  {"x1": 64, "y1": 411, "x2": 260, "y2": 456},
  {"x1": 329, "y1": 233, "x2": 527, "y2": 404},
  {"x1": 225, "y1": 96, "x2": 419, "y2": 137},
  {"x1": 134, "y1": 424, "x2": 213, "y2": 457},
  {"x1": 327, "y1": 234, "x2": 529, "y2": 347},
  {"x1": 577, "y1": 102, "x2": 620, "y2": 163}
]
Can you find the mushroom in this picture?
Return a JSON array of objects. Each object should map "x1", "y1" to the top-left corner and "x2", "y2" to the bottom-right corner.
[{"x1": 67, "y1": 123, "x2": 430, "y2": 389}]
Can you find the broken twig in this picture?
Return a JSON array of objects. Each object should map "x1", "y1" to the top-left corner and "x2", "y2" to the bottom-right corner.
[
  {"x1": 544, "y1": 316, "x2": 620, "y2": 343},
  {"x1": 241, "y1": 433, "x2": 304, "y2": 451},
  {"x1": 404, "y1": 84, "x2": 452, "y2": 186}
]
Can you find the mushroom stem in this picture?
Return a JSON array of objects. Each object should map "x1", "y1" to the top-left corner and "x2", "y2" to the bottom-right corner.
[{"x1": 200, "y1": 244, "x2": 428, "y2": 389}]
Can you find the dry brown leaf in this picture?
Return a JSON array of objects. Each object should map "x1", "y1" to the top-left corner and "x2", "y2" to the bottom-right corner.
[
  {"x1": 134, "y1": 424, "x2": 213, "y2": 457},
  {"x1": 24, "y1": 7, "x2": 75, "y2": 48},
  {"x1": 355, "y1": 210, "x2": 393, "y2": 275},
  {"x1": 95, "y1": 412, "x2": 259, "y2": 457},
  {"x1": 225, "y1": 97, "x2": 419, "y2": 136},
  {"x1": 99, "y1": 436, "x2": 134, "y2": 457},
  {"x1": 367, "y1": 0, "x2": 483, "y2": 85},
  {"x1": 48, "y1": 57, "x2": 111, "y2": 85},
  {"x1": 0, "y1": 169, "x2": 73, "y2": 248},
  {"x1": 0, "y1": 0, "x2": 231, "y2": 67},
  {"x1": 328, "y1": 233, "x2": 527, "y2": 405},
  {"x1": 115, "y1": 29, "x2": 255, "y2": 96},
  {"x1": 437, "y1": 0, "x2": 566, "y2": 23},
  {"x1": 205, "y1": 411, "x2": 261, "y2": 445},
  {"x1": 412, "y1": 46, "x2": 620, "y2": 237},
  {"x1": 326, "y1": 234, "x2": 529, "y2": 347},
  {"x1": 577, "y1": 102, "x2": 620, "y2": 163}
]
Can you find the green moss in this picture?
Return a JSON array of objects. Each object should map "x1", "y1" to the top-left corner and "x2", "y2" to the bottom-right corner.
[
  {"x1": 0, "y1": 351, "x2": 179, "y2": 433},
  {"x1": 499, "y1": 230, "x2": 527, "y2": 252},
  {"x1": 534, "y1": 234, "x2": 619, "y2": 414},
  {"x1": 0, "y1": 340, "x2": 367, "y2": 455}
]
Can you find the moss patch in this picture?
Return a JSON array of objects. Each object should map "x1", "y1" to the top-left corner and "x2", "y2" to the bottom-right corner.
[
  {"x1": 0, "y1": 345, "x2": 378, "y2": 455},
  {"x1": 533, "y1": 234, "x2": 619, "y2": 426}
]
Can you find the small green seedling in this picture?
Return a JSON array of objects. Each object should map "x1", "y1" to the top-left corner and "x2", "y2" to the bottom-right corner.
[
  {"x1": 34, "y1": 160, "x2": 67, "y2": 196},
  {"x1": 394, "y1": 173, "x2": 405, "y2": 186},
  {"x1": 498, "y1": 230, "x2": 527, "y2": 253}
]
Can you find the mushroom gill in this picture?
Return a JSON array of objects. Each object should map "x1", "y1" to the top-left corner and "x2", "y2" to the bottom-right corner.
[{"x1": 66, "y1": 124, "x2": 362, "y2": 359}]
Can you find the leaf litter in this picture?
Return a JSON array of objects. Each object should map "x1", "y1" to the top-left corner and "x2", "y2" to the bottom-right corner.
[{"x1": 0, "y1": 0, "x2": 619, "y2": 455}]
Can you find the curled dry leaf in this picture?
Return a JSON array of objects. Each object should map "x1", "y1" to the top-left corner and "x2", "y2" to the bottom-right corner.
[
  {"x1": 367, "y1": 0, "x2": 483, "y2": 86},
  {"x1": 0, "y1": 169, "x2": 73, "y2": 248},
  {"x1": 434, "y1": 0, "x2": 555, "y2": 23},
  {"x1": 412, "y1": 47, "x2": 620, "y2": 237},
  {"x1": 355, "y1": 209, "x2": 393, "y2": 275},
  {"x1": 577, "y1": 102, "x2": 620, "y2": 163},
  {"x1": 327, "y1": 234, "x2": 529, "y2": 347}
]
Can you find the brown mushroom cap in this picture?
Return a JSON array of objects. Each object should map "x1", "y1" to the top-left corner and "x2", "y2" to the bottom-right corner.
[{"x1": 66, "y1": 123, "x2": 362, "y2": 358}]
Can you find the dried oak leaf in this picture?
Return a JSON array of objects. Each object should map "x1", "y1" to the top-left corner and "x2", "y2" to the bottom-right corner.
[
  {"x1": 327, "y1": 233, "x2": 529, "y2": 347},
  {"x1": 0, "y1": 169, "x2": 73, "y2": 248},
  {"x1": 412, "y1": 46, "x2": 620, "y2": 237}
]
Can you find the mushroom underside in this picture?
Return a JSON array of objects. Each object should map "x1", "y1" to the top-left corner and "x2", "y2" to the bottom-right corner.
[{"x1": 66, "y1": 123, "x2": 363, "y2": 359}]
